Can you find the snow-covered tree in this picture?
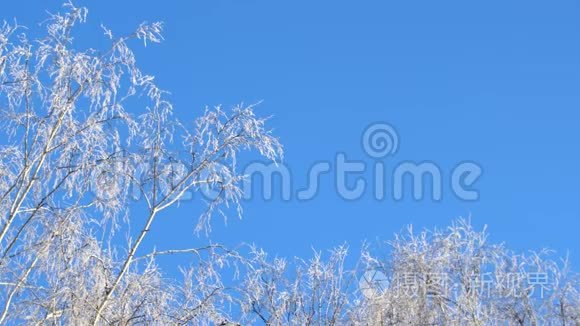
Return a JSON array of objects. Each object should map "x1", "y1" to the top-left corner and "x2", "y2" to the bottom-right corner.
[
  {"x1": 0, "y1": 3, "x2": 577, "y2": 325},
  {"x1": 0, "y1": 3, "x2": 282, "y2": 324}
]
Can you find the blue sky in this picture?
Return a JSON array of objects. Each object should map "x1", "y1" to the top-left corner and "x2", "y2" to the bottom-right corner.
[{"x1": 4, "y1": 1, "x2": 579, "y2": 269}]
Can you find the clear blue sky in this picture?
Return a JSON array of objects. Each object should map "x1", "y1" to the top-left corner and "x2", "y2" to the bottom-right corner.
[{"x1": 4, "y1": 1, "x2": 579, "y2": 269}]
